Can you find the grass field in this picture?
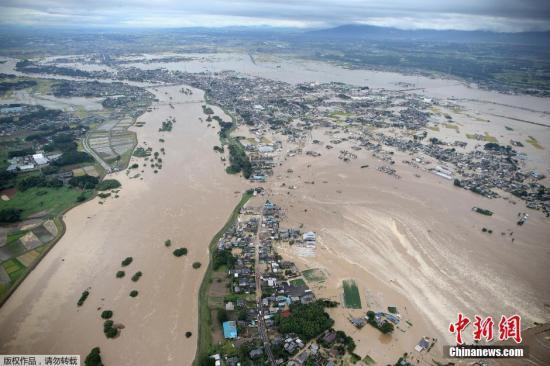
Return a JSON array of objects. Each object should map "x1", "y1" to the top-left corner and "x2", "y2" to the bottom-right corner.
[
  {"x1": 0, "y1": 187, "x2": 87, "y2": 219},
  {"x1": 290, "y1": 278, "x2": 306, "y2": 287},
  {"x1": 343, "y1": 279, "x2": 362, "y2": 309},
  {"x1": 195, "y1": 190, "x2": 253, "y2": 365},
  {"x1": 302, "y1": 268, "x2": 326, "y2": 283}
]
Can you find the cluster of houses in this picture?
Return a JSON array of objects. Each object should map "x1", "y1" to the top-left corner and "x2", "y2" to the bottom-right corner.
[
  {"x1": 210, "y1": 199, "x2": 358, "y2": 366},
  {"x1": 23, "y1": 61, "x2": 547, "y2": 215},
  {"x1": 0, "y1": 103, "x2": 78, "y2": 137},
  {"x1": 359, "y1": 130, "x2": 549, "y2": 214},
  {"x1": 246, "y1": 142, "x2": 280, "y2": 182}
]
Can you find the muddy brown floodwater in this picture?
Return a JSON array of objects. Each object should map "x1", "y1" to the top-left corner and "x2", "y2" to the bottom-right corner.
[{"x1": 0, "y1": 85, "x2": 245, "y2": 365}]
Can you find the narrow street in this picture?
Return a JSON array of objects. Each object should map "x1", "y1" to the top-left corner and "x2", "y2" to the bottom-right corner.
[{"x1": 254, "y1": 214, "x2": 276, "y2": 365}]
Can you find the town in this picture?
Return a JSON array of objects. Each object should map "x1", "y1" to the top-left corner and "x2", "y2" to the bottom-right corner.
[{"x1": 198, "y1": 194, "x2": 435, "y2": 366}]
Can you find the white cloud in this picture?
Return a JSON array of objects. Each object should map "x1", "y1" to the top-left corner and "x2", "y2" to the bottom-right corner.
[{"x1": 0, "y1": 0, "x2": 549, "y2": 31}]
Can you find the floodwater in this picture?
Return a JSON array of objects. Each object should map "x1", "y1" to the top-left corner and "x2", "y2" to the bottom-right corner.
[
  {"x1": 0, "y1": 51, "x2": 549, "y2": 364},
  {"x1": 1, "y1": 89, "x2": 104, "y2": 111},
  {"x1": 122, "y1": 51, "x2": 550, "y2": 175},
  {"x1": 0, "y1": 85, "x2": 244, "y2": 365},
  {"x1": 267, "y1": 128, "x2": 550, "y2": 364}
]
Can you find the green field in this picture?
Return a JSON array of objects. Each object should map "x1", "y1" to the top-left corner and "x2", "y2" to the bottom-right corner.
[
  {"x1": 363, "y1": 355, "x2": 376, "y2": 365},
  {"x1": 343, "y1": 280, "x2": 362, "y2": 309},
  {"x1": 302, "y1": 268, "x2": 326, "y2": 282},
  {"x1": 2, "y1": 258, "x2": 27, "y2": 282},
  {"x1": 6, "y1": 230, "x2": 27, "y2": 244},
  {"x1": 290, "y1": 278, "x2": 306, "y2": 287},
  {"x1": 0, "y1": 187, "x2": 88, "y2": 219}
]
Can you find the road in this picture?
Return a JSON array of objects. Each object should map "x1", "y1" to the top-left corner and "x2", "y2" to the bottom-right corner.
[{"x1": 254, "y1": 214, "x2": 276, "y2": 366}]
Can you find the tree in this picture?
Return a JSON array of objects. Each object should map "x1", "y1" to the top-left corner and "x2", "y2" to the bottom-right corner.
[
  {"x1": 381, "y1": 321, "x2": 394, "y2": 334},
  {"x1": 199, "y1": 355, "x2": 216, "y2": 366},
  {"x1": 237, "y1": 309, "x2": 248, "y2": 321},
  {"x1": 69, "y1": 175, "x2": 99, "y2": 189},
  {"x1": 97, "y1": 179, "x2": 121, "y2": 191},
  {"x1": 217, "y1": 308, "x2": 229, "y2": 324},
  {"x1": 277, "y1": 301, "x2": 334, "y2": 340},
  {"x1": 173, "y1": 248, "x2": 188, "y2": 257},
  {"x1": 53, "y1": 151, "x2": 93, "y2": 166},
  {"x1": 84, "y1": 347, "x2": 104, "y2": 366},
  {"x1": 0, "y1": 208, "x2": 22, "y2": 223}
]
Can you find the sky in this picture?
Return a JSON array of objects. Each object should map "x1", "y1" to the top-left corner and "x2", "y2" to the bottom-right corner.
[{"x1": 1, "y1": 0, "x2": 549, "y2": 32}]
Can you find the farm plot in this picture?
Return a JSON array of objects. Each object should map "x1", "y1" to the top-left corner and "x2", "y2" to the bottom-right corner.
[
  {"x1": 343, "y1": 279, "x2": 362, "y2": 309},
  {"x1": 20, "y1": 231, "x2": 43, "y2": 251},
  {"x1": 31, "y1": 225, "x2": 55, "y2": 243},
  {"x1": 2, "y1": 258, "x2": 26, "y2": 282},
  {"x1": 17, "y1": 249, "x2": 40, "y2": 267},
  {"x1": 302, "y1": 268, "x2": 327, "y2": 283}
]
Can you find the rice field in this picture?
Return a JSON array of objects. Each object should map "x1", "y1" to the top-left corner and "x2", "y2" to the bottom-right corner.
[
  {"x1": 17, "y1": 250, "x2": 40, "y2": 267},
  {"x1": 2, "y1": 258, "x2": 26, "y2": 282},
  {"x1": 343, "y1": 279, "x2": 362, "y2": 309}
]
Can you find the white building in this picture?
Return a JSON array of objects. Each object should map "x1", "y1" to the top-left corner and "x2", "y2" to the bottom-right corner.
[{"x1": 33, "y1": 153, "x2": 48, "y2": 165}]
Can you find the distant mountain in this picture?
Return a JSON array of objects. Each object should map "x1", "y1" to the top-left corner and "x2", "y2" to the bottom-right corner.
[{"x1": 305, "y1": 24, "x2": 550, "y2": 46}]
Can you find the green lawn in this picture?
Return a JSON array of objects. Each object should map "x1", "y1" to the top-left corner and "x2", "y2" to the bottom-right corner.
[
  {"x1": 0, "y1": 187, "x2": 88, "y2": 219},
  {"x1": 343, "y1": 280, "x2": 362, "y2": 309}
]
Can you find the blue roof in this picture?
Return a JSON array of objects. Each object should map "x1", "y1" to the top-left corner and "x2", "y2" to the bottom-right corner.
[{"x1": 223, "y1": 321, "x2": 237, "y2": 339}]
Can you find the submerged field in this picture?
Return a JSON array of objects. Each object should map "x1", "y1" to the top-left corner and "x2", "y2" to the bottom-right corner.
[{"x1": 342, "y1": 280, "x2": 362, "y2": 309}]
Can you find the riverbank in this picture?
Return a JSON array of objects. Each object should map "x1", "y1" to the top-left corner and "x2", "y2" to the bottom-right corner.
[{"x1": 195, "y1": 190, "x2": 253, "y2": 365}]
